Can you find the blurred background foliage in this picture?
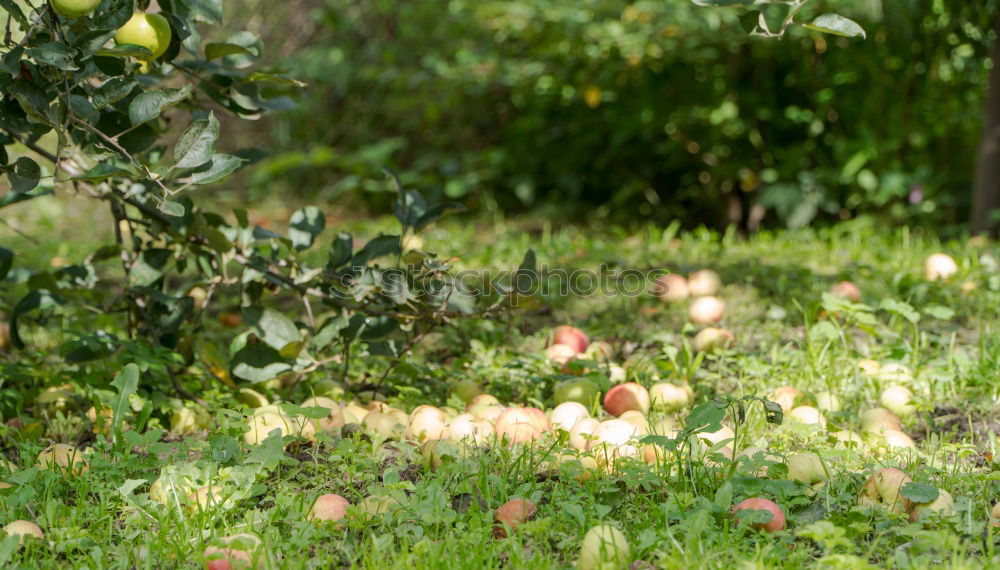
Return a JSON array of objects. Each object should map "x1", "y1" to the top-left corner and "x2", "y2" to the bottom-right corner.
[{"x1": 235, "y1": 0, "x2": 996, "y2": 231}]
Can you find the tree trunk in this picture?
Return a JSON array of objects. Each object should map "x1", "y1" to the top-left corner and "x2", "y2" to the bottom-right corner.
[{"x1": 972, "y1": 14, "x2": 1000, "y2": 236}]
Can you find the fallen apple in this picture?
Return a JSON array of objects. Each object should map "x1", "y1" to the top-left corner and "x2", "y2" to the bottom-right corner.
[
  {"x1": 649, "y1": 382, "x2": 693, "y2": 411},
  {"x1": 447, "y1": 414, "x2": 493, "y2": 445},
  {"x1": 831, "y1": 430, "x2": 865, "y2": 450},
  {"x1": 3, "y1": 520, "x2": 43, "y2": 544},
  {"x1": 771, "y1": 386, "x2": 803, "y2": 413},
  {"x1": 688, "y1": 269, "x2": 722, "y2": 297},
  {"x1": 552, "y1": 325, "x2": 589, "y2": 354},
  {"x1": 857, "y1": 359, "x2": 881, "y2": 377},
  {"x1": 876, "y1": 429, "x2": 915, "y2": 451},
  {"x1": 692, "y1": 327, "x2": 735, "y2": 353},
  {"x1": 203, "y1": 533, "x2": 263, "y2": 570},
  {"x1": 788, "y1": 406, "x2": 826, "y2": 429},
  {"x1": 495, "y1": 498, "x2": 538, "y2": 538},
  {"x1": 550, "y1": 402, "x2": 590, "y2": 432},
  {"x1": 909, "y1": 489, "x2": 955, "y2": 522},
  {"x1": 553, "y1": 377, "x2": 600, "y2": 407},
  {"x1": 584, "y1": 341, "x2": 615, "y2": 362},
  {"x1": 450, "y1": 380, "x2": 483, "y2": 404},
  {"x1": 236, "y1": 388, "x2": 270, "y2": 409},
  {"x1": 568, "y1": 418, "x2": 601, "y2": 451},
  {"x1": 363, "y1": 411, "x2": 407, "y2": 440},
  {"x1": 187, "y1": 485, "x2": 224, "y2": 511},
  {"x1": 36, "y1": 443, "x2": 88, "y2": 474},
  {"x1": 991, "y1": 503, "x2": 1000, "y2": 527},
  {"x1": 879, "y1": 385, "x2": 916, "y2": 416},
  {"x1": 578, "y1": 524, "x2": 630, "y2": 570},
  {"x1": 858, "y1": 467, "x2": 912, "y2": 513},
  {"x1": 878, "y1": 363, "x2": 913, "y2": 383},
  {"x1": 546, "y1": 343, "x2": 579, "y2": 365},
  {"x1": 603, "y1": 382, "x2": 650, "y2": 416},
  {"x1": 308, "y1": 493, "x2": 350, "y2": 523},
  {"x1": 608, "y1": 364, "x2": 627, "y2": 384},
  {"x1": 494, "y1": 408, "x2": 544, "y2": 444},
  {"x1": 656, "y1": 273, "x2": 690, "y2": 303},
  {"x1": 733, "y1": 498, "x2": 785, "y2": 532},
  {"x1": 301, "y1": 396, "x2": 345, "y2": 433},
  {"x1": 785, "y1": 452, "x2": 827, "y2": 485},
  {"x1": 924, "y1": 253, "x2": 958, "y2": 281},
  {"x1": 698, "y1": 425, "x2": 735, "y2": 446},
  {"x1": 814, "y1": 391, "x2": 842, "y2": 413},
  {"x1": 689, "y1": 296, "x2": 726, "y2": 325},
  {"x1": 406, "y1": 406, "x2": 450, "y2": 442},
  {"x1": 829, "y1": 281, "x2": 862, "y2": 302},
  {"x1": 860, "y1": 408, "x2": 903, "y2": 434}
]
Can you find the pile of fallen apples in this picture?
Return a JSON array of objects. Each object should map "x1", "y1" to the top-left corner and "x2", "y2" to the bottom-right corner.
[{"x1": 2, "y1": 255, "x2": 993, "y2": 569}]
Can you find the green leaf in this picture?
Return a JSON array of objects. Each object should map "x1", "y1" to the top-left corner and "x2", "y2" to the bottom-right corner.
[
  {"x1": 739, "y1": 11, "x2": 760, "y2": 34},
  {"x1": 691, "y1": 0, "x2": 755, "y2": 6},
  {"x1": 684, "y1": 400, "x2": 726, "y2": 435},
  {"x1": 205, "y1": 42, "x2": 253, "y2": 60},
  {"x1": 0, "y1": 247, "x2": 12, "y2": 280},
  {"x1": 879, "y1": 299, "x2": 920, "y2": 324},
  {"x1": 327, "y1": 232, "x2": 353, "y2": 270},
  {"x1": 0, "y1": 46, "x2": 24, "y2": 76},
  {"x1": 922, "y1": 305, "x2": 954, "y2": 320},
  {"x1": 160, "y1": 200, "x2": 186, "y2": 217},
  {"x1": 186, "y1": 153, "x2": 244, "y2": 184},
  {"x1": 288, "y1": 206, "x2": 325, "y2": 251},
  {"x1": 173, "y1": 113, "x2": 219, "y2": 169},
  {"x1": 185, "y1": 0, "x2": 224, "y2": 24},
  {"x1": 129, "y1": 249, "x2": 172, "y2": 287},
  {"x1": 901, "y1": 482, "x2": 939, "y2": 504},
  {"x1": 0, "y1": 0, "x2": 27, "y2": 27},
  {"x1": 231, "y1": 343, "x2": 292, "y2": 383},
  {"x1": 92, "y1": 77, "x2": 138, "y2": 109},
  {"x1": 71, "y1": 162, "x2": 129, "y2": 182},
  {"x1": 246, "y1": 72, "x2": 307, "y2": 88},
  {"x1": 110, "y1": 364, "x2": 140, "y2": 438},
  {"x1": 351, "y1": 235, "x2": 401, "y2": 266},
  {"x1": 26, "y1": 42, "x2": 79, "y2": 71},
  {"x1": 11, "y1": 78, "x2": 51, "y2": 123},
  {"x1": 10, "y1": 289, "x2": 65, "y2": 349},
  {"x1": 95, "y1": 44, "x2": 154, "y2": 59},
  {"x1": 129, "y1": 85, "x2": 192, "y2": 126},
  {"x1": 242, "y1": 307, "x2": 301, "y2": 353},
  {"x1": 804, "y1": 14, "x2": 867, "y2": 39},
  {"x1": 7, "y1": 156, "x2": 40, "y2": 192}
]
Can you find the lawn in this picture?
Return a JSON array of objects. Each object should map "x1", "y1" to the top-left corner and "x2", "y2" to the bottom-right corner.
[{"x1": 1, "y1": 198, "x2": 1000, "y2": 568}]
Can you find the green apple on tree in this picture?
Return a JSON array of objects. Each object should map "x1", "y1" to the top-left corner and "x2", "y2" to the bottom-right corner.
[
  {"x1": 50, "y1": 0, "x2": 101, "y2": 19},
  {"x1": 115, "y1": 12, "x2": 173, "y2": 60}
]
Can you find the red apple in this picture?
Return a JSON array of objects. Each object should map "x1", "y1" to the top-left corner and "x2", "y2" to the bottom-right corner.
[
  {"x1": 495, "y1": 499, "x2": 537, "y2": 538},
  {"x1": 603, "y1": 383, "x2": 650, "y2": 416},
  {"x1": 551, "y1": 325, "x2": 588, "y2": 354},
  {"x1": 656, "y1": 274, "x2": 689, "y2": 303},
  {"x1": 829, "y1": 281, "x2": 862, "y2": 302},
  {"x1": 546, "y1": 343, "x2": 578, "y2": 365},
  {"x1": 203, "y1": 533, "x2": 263, "y2": 570},
  {"x1": 733, "y1": 498, "x2": 785, "y2": 532},
  {"x1": 308, "y1": 494, "x2": 350, "y2": 523}
]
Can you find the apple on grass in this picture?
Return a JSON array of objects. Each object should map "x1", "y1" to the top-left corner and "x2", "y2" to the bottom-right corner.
[
  {"x1": 788, "y1": 406, "x2": 826, "y2": 428},
  {"x1": 494, "y1": 499, "x2": 538, "y2": 538},
  {"x1": 692, "y1": 327, "x2": 734, "y2": 353},
  {"x1": 603, "y1": 382, "x2": 650, "y2": 416},
  {"x1": 688, "y1": 269, "x2": 722, "y2": 297},
  {"x1": 36, "y1": 443, "x2": 88, "y2": 475},
  {"x1": 785, "y1": 452, "x2": 828, "y2": 486},
  {"x1": 909, "y1": 489, "x2": 955, "y2": 522},
  {"x1": 649, "y1": 382, "x2": 693, "y2": 411},
  {"x1": 203, "y1": 534, "x2": 263, "y2": 570},
  {"x1": 860, "y1": 408, "x2": 903, "y2": 434},
  {"x1": 3, "y1": 520, "x2": 43, "y2": 544},
  {"x1": 924, "y1": 253, "x2": 958, "y2": 281},
  {"x1": 689, "y1": 296, "x2": 725, "y2": 325},
  {"x1": 568, "y1": 418, "x2": 601, "y2": 451},
  {"x1": 829, "y1": 281, "x2": 862, "y2": 302},
  {"x1": 308, "y1": 494, "x2": 350, "y2": 523},
  {"x1": 578, "y1": 525, "x2": 630, "y2": 570},
  {"x1": 733, "y1": 498, "x2": 785, "y2": 532},
  {"x1": 879, "y1": 385, "x2": 916, "y2": 416},
  {"x1": 771, "y1": 386, "x2": 803, "y2": 413},
  {"x1": 551, "y1": 325, "x2": 589, "y2": 354},
  {"x1": 656, "y1": 273, "x2": 689, "y2": 303},
  {"x1": 858, "y1": 467, "x2": 912, "y2": 513},
  {"x1": 550, "y1": 402, "x2": 590, "y2": 432},
  {"x1": 546, "y1": 343, "x2": 579, "y2": 365},
  {"x1": 553, "y1": 377, "x2": 600, "y2": 407}
]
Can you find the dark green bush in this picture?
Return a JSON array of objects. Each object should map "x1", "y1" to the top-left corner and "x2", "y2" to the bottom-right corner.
[{"x1": 257, "y1": 0, "x2": 997, "y2": 228}]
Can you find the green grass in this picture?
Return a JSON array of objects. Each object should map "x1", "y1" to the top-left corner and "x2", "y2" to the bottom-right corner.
[{"x1": 2, "y1": 197, "x2": 1000, "y2": 568}]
